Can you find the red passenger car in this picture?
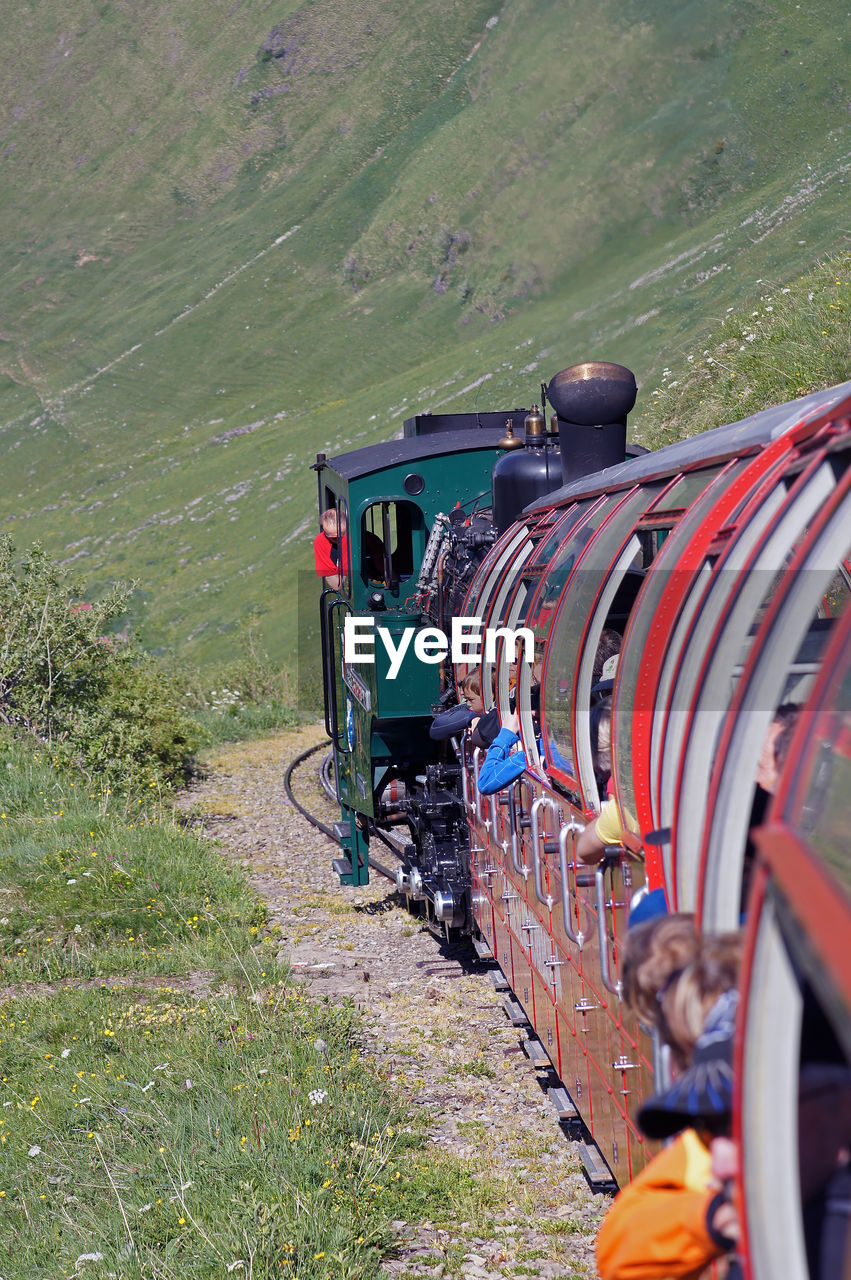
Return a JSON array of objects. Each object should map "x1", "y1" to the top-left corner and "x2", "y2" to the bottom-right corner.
[{"x1": 458, "y1": 380, "x2": 851, "y2": 1217}]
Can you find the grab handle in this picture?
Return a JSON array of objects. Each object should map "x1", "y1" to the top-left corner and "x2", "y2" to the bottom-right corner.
[
  {"x1": 489, "y1": 792, "x2": 504, "y2": 849},
  {"x1": 595, "y1": 860, "x2": 621, "y2": 998},
  {"x1": 460, "y1": 731, "x2": 471, "y2": 813},
  {"x1": 557, "y1": 824, "x2": 585, "y2": 948},
  {"x1": 531, "y1": 797, "x2": 556, "y2": 909},
  {"x1": 508, "y1": 781, "x2": 530, "y2": 879},
  {"x1": 327, "y1": 597, "x2": 353, "y2": 755},
  {"x1": 473, "y1": 749, "x2": 490, "y2": 829}
]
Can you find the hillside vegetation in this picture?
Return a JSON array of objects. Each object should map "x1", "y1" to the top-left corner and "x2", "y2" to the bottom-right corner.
[
  {"x1": 0, "y1": 732, "x2": 495, "y2": 1279},
  {"x1": 0, "y1": 0, "x2": 848, "y2": 666}
]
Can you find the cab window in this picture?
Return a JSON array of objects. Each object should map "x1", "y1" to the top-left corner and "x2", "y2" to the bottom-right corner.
[{"x1": 361, "y1": 501, "x2": 425, "y2": 585}]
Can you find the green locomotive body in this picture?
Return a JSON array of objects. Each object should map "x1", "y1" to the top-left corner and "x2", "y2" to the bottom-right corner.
[{"x1": 315, "y1": 417, "x2": 518, "y2": 884}]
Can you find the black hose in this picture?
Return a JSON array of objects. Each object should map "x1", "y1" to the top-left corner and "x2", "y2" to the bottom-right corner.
[{"x1": 284, "y1": 741, "x2": 398, "y2": 884}]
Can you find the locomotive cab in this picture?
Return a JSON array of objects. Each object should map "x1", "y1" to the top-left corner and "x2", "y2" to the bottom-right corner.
[{"x1": 314, "y1": 425, "x2": 516, "y2": 884}]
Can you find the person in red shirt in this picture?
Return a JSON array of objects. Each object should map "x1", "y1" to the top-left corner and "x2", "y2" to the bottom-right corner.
[{"x1": 314, "y1": 508, "x2": 348, "y2": 591}]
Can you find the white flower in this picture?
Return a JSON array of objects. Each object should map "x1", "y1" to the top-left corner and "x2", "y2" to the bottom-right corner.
[
  {"x1": 67, "y1": 879, "x2": 77, "y2": 885},
  {"x1": 781, "y1": 287, "x2": 791, "y2": 294},
  {"x1": 74, "y1": 924, "x2": 82, "y2": 934},
  {"x1": 808, "y1": 292, "x2": 815, "y2": 301},
  {"x1": 314, "y1": 1038, "x2": 327, "y2": 1054},
  {"x1": 136, "y1": 1203, "x2": 153, "y2": 1213},
  {"x1": 28, "y1": 1144, "x2": 42, "y2": 1157},
  {"x1": 308, "y1": 1088, "x2": 328, "y2": 1106},
  {"x1": 765, "y1": 305, "x2": 773, "y2": 312},
  {"x1": 0, "y1": 918, "x2": 8, "y2": 926},
  {"x1": 75, "y1": 1253, "x2": 104, "y2": 1266},
  {"x1": 184, "y1": 1079, "x2": 192, "y2": 1089},
  {"x1": 61, "y1": 1048, "x2": 71, "y2": 1058}
]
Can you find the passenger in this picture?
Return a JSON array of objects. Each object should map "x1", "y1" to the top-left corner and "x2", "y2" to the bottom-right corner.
[
  {"x1": 592, "y1": 629, "x2": 622, "y2": 686},
  {"x1": 430, "y1": 669, "x2": 496, "y2": 746},
  {"x1": 576, "y1": 791, "x2": 635, "y2": 863},
  {"x1": 597, "y1": 934, "x2": 744, "y2": 1280},
  {"x1": 476, "y1": 677, "x2": 547, "y2": 794},
  {"x1": 741, "y1": 701, "x2": 802, "y2": 910},
  {"x1": 653, "y1": 931, "x2": 742, "y2": 1069},
  {"x1": 314, "y1": 508, "x2": 348, "y2": 591},
  {"x1": 458, "y1": 670, "x2": 501, "y2": 750},
  {"x1": 620, "y1": 913, "x2": 698, "y2": 1031},
  {"x1": 590, "y1": 696, "x2": 613, "y2": 793},
  {"x1": 476, "y1": 706, "x2": 530, "y2": 794},
  {"x1": 758, "y1": 701, "x2": 802, "y2": 796},
  {"x1": 575, "y1": 653, "x2": 634, "y2": 861}
]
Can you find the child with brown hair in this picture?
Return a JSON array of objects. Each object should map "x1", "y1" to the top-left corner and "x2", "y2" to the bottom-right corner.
[{"x1": 597, "y1": 929, "x2": 744, "y2": 1280}]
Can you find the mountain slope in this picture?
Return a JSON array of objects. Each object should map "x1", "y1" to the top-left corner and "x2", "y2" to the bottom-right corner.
[{"x1": 0, "y1": 0, "x2": 848, "y2": 664}]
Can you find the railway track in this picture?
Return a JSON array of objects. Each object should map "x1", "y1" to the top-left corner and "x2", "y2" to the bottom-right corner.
[
  {"x1": 281, "y1": 734, "x2": 616, "y2": 1187},
  {"x1": 176, "y1": 725, "x2": 610, "y2": 1271},
  {"x1": 283, "y1": 740, "x2": 401, "y2": 885}
]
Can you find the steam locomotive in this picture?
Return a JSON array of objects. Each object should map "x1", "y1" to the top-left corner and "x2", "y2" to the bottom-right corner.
[{"x1": 313, "y1": 362, "x2": 851, "y2": 1279}]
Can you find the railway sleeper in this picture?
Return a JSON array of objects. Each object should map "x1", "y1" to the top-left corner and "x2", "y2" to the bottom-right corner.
[
  {"x1": 577, "y1": 1142, "x2": 618, "y2": 1193},
  {"x1": 522, "y1": 1036, "x2": 552, "y2": 1071}
]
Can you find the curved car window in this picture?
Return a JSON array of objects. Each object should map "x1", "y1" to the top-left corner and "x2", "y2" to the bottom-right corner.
[
  {"x1": 614, "y1": 464, "x2": 735, "y2": 829},
  {"x1": 536, "y1": 494, "x2": 622, "y2": 782},
  {"x1": 543, "y1": 488, "x2": 653, "y2": 798},
  {"x1": 787, "y1": 602, "x2": 851, "y2": 907}
]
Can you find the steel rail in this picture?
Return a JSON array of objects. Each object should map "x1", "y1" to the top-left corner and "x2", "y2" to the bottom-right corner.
[{"x1": 283, "y1": 741, "x2": 397, "y2": 884}]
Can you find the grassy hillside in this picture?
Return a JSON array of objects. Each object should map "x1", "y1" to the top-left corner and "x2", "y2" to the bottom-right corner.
[{"x1": 0, "y1": 0, "x2": 848, "y2": 666}]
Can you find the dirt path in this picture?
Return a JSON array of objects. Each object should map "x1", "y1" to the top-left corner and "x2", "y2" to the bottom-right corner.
[{"x1": 177, "y1": 724, "x2": 605, "y2": 1279}]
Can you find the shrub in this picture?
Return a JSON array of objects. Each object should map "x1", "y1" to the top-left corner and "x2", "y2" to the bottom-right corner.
[{"x1": 0, "y1": 536, "x2": 198, "y2": 792}]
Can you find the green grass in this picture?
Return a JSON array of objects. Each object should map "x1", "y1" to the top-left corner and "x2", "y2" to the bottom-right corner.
[
  {"x1": 0, "y1": 0, "x2": 848, "y2": 672},
  {"x1": 0, "y1": 732, "x2": 264, "y2": 983},
  {"x1": 632, "y1": 253, "x2": 851, "y2": 447},
  {"x1": 0, "y1": 981, "x2": 409, "y2": 1278},
  {"x1": 0, "y1": 729, "x2": 506, "y2": 1277}
]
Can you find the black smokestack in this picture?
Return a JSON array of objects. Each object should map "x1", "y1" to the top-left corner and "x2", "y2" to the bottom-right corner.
[{"x1": 544, "y1": 361, "x2": 637, "y2": 486}]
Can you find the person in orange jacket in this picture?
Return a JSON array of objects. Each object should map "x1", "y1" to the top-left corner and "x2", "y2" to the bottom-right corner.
[
  {"x1": 596, "y1": 984, "x2": 741, "y2": 1280},
  {"x1": 595, "y1": 1125, "x2": 738, "y2": 1280}
]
